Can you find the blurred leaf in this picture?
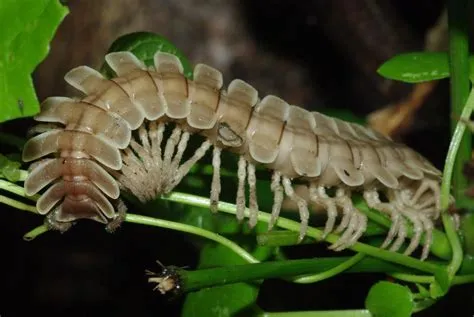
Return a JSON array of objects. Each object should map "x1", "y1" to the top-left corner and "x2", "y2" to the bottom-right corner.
[
  {"x1": 321, "y1": 108, "x2": 367, "y2": 125},
  {"x1": 181, "y1": 282, "x2": 259, "y2": 317},
  {"x1": 377, "y1": 52, "x2": 449, "y2": 83},
  {"x1": 365, "y1": 281, "x2": 414, "y2": 317},
  {"x1": 0, "y1": 0, "x2": 68, "y2": 122},
  {"x1": 461, "y1": 213, "x2": 474, "y2": 256},
  {"x1": 100, "y1": 31, "x2": 193, "y2": 79},
  {"x1": 182, "y1": 243, "x2": 269, "y2": 317},
  {"x1": 432, "y1": 268, "x2": 450, "y2": 298},
  {"x1": 0, "y1": 153, "x2": 21, "y2": 182}
]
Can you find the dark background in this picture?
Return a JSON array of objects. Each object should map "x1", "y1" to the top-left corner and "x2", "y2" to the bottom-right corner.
[{"x1": 1, "y1": 0, "x2": 473, "y2": 316}]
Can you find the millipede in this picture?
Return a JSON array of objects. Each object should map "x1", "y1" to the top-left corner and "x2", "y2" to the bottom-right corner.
[{"x1": 22, "y1": 50, "x2": 444, "y2": 260}]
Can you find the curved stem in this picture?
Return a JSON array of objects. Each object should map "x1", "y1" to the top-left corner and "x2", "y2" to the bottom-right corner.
[
  {"x1": 0, "y1": 179, "x2": 38, "y2": 201},
  {"x1": 440, "y1": 86, "x2": 474, "y2": 282},
  {"x1": 23, "y1": 224, "x2": 49, "y2": 240},
  {"x1": 0, "y1": 194, "x2": 36, "y2": 213},
  {"x1": 125, "y1": 214, "x2": 259, "y2": 264},
  {"x1": 290, "y1": 253, "x2": 365, "y2": 284},
  {"x1": 163, "y1": 192, "x2": 443, "y2": 275},
  {"x1": 261, "y1": 310, "x2": 372, "y2": 317},
  {"x1": 447, "y1": 0, "x2": 471, "y2": 200},
  {"x1": 390, "y1": 272, "x2": 474, "y2": 286}
]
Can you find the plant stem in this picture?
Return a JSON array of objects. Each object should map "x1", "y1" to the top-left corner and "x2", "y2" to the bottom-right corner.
[
  {"x1": 23, "y1": 224, "x2": 49, "y2": 240},
  {"x1": 290, "y1": 253, "x2": 365, "y2": 283},
  {"x1": 440, "y1": 85, "x2": 474, "y2": 284},
  {"x1": 0, "y1": 179, "x2": 38, "y2": 201},
  {"x1": 390, "y1": 272, "x2": 474, "y2": 286},
  {"x1": 448, "y1": 0, "x2": 471, "y2": 199},
  {"x1": 163, "y1": 192, "x2": 443, "y2": 275},
  {"x1": 178, "y1": 257, "x2": 411, "y2": 293},
  {"x1": 125, "y1": 214, "x2": 259, "y2": 264},
  {"x1": 257, "y1": 231, "x2": 315, "y2": 247},
  {"x1": 0, "y1": 194, "x2": 36, "y2": 213},
  {"x1": 259, "y1": 310, "x2": 372, "y2": 317},
  {"x1": 257, "y1": 223, "x2": 387, "y2": 248}
]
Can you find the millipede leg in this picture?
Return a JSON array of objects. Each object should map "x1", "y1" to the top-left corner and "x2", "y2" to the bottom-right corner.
[
  {"x1": 210, "y1": 147, "x2": 222, "y2": 213},
  {"x1": 419, "y1": 214, "x2": 434, "y2": 260},
  {"x1": 247, "y1": 163, "x2": 259, "y2": 228},
  {"x1": 236, "y1": 156, "x2": 247, "y2": 222},
  {"x1": 331, "y1": 212, "x2": 367, "y2": 251},
  {"x1": 388, "y1": 215, "x2": 408, "y2": 253},
  {"x1": 268, "y1": 171, "x2": 283, "y2": 230},
  {"x1": 129, "y1": 139, "x2": 154, "y2": 171},
  {"x1": 118, "y1": 147, "x2": 152, "y2": 201},
  {"x1": 282, "y1": 176, "x2": 309, "y2": 241},
  {"x1": 148, "y1": 122, "x2": 165, "y2": 194},
  {"x1": 408, "y1": 179, "x2": 441, "y2": 217},
  {"x1": 398, "y1": 208, "x2": 423, "y2": 256},
  {"x1": 329, "y1": 189, "x2": 366, "y2": 250},
  {"x1": 334, "y1": 189, "x2": 353, "y2": 235},
  {"x1": 106, "y1": 199, "x2": 128, "y2": 233},
  {"x1": 363, "y1": 189, "x2": 406, "y2": 251},
  {"x1": 138, "y1": 124, "x2": 151, "y2": 152},
  {"x1": 308, "y1": 185, "x2": 338, "y2": 239},
  {"x1": 149, "y1": 121, "x2": 165, "y2": 164},
  {"x1": 169, "y1": 140, "x2": 212, "y2": 190},
  {"x1": 162, "y1": 127, "x2": 182, "y2": 176},
  {"x1": 394, "y1": 190, "x2": 435, "y2": 259},
  {"x1": 44, "y1": 209, "x2": 73, "y2": 233},
  {"x1": 169, "y1": 131, "x2": 190, "y2": 176},
  {"x1": 347, "y1": 212, "x2": 367, "y2": 247}
]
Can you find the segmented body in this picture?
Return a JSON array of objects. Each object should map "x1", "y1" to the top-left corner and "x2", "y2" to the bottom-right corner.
[{"x1": 22, "y1": 51, "x2": 443, "y2": 259}]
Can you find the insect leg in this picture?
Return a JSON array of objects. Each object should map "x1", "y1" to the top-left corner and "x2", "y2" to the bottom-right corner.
[
  {"x1": 268, "y1": 171, "x2": 284, "y2": 230},
  {"x1": 171, "y1": 140, "x2": 212, "y2": 188},
  {"x1": 150, "y1": 121, "x2": 165, "y2": 163},
  {"x1": 138, "y1": 123, "x2": 151, "y2": 152},
  {"x1": 236, "y1": 156, "x2": 247, "y2": 222},
  {"x1": 44, "y1": 209, "x2": 73, "y2": 232},
  {"x1": 247, "y1": 162, "x2": 259, "y2": 227},
  {"x1": 282, "y1": 176, "x2": 310, "y2": 241},
  {"x1": 418, "y1": 213, "x2": 434, "y2": 260},
  {"x1": 397, "y1": 207, "x2": 423, "y2": 256},
  {"x1": 407, "y1": 179, "x2": 441, "y2": 215},
  {"x1": 330, "y1": 188, "x2": 367, "y2": 250},
  {"x1": 210, "y1": 147, "x2": 222, "y2": 213},
  {"x1": 169, "y1": 131, "x2": 190, "y2": 173},
  {"x1": 363, "y1": 189, "x2": 407, "y2": 250},
  {"x1": 308, "y1": 184, "x2": 338, "y2": 238},
  {"x1": 105, "y1": 199, "x2": 127, "y2": 233},
  {"x1": 161, "y1": 126, "x2": 182, "y2": 178}
]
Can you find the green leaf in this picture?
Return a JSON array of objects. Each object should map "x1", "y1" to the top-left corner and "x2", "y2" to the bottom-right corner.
[
  {"x1": 0, "y1": 153, "x2": 21, "y2": 182},
  {"x1": 461, "y1": 213, "x2": 474, "y2": 256},
  {"x1": 181, "y1": 238, "x2": 271, "y2": 317},
  {"x1": 181, "y1": 282, "x2": 259, "y2": 317},
  {"x1": 429, "y1": 267, "x2": 450, "y2": 298},
  {"x1": 365, "y1": 281, "x2": 414, "y2": 317},
  {"x1": 321, "y1": 108, "x2": 366, "y2": 125},
  {"x1": 377, "y1": 52, "x2": 449, "y2": 83},
  {"x1": 0, "y1": 0, "x2": 68, "y2": 123},
  {"x1": 100, "y1": 31, "x2": 193, "y2": 79}
]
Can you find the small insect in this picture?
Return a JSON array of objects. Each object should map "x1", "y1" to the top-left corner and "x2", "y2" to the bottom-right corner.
[
  {"x1": 145, "y1": 260, "x2": 183, "y2": 296},
  {"x1": 18, "y1": 99, "x2": 24, "y2": 115},
  {"x1": 22, "y1": 49, "x2": 445, "y2": 260}
]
